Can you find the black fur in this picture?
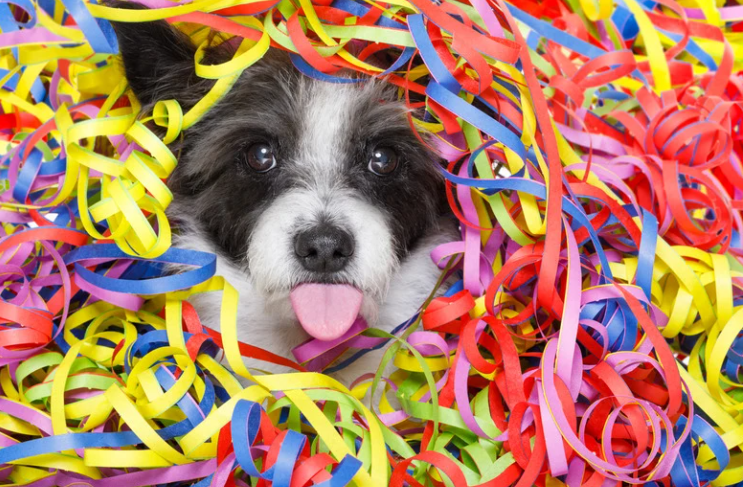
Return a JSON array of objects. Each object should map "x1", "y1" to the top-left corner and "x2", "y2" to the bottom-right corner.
[{"x1": 111, "y1": 4, "x2": 450, "y2": 266}]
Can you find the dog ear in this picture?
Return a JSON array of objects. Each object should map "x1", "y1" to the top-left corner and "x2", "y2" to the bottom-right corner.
[{"x1": 108, "y1": 1, "x2": 214, "y2": 108}]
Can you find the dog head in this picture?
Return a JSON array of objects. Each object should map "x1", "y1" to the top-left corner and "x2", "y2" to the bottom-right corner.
[{"x1": 113, "y1": 12, "x2": 452, "y2": 344}]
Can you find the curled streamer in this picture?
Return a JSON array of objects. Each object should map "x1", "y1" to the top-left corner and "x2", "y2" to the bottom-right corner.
[{"x1": 0, "y1": 0, "x2": 742, "y2": 485}]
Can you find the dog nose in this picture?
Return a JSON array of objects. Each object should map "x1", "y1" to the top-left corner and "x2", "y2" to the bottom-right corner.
[{"x1": 294, "y1": 224, "x2": 355, "y2": 273}]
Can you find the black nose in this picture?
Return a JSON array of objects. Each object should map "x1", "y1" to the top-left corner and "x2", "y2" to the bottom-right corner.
[{"x1": 294, "y1": 224, "x2": 355, "y2": 273}]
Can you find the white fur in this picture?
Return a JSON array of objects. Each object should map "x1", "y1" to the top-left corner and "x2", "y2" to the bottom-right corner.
[
  {"x1": 248, "y1": 187, "x2": 396, "y2": 325},
  {"x1": 168, "y1": 80, "x2": 457, "y2": 385},
  {"x1": 172, "y1": 221, "x2": 453, "y2": 385},
  {"x1": 299, "y1": 81, "x2": 356, "y2": 178}
]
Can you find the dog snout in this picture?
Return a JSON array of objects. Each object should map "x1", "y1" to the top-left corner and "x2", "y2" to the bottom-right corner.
[{"x1": 294, "y1": 223, "x2": 355, "y2": 273}]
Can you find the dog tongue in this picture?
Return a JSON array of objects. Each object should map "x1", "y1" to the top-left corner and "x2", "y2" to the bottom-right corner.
[{"x1": 290, "y1": 284, "x2": 363, "y2": 341}]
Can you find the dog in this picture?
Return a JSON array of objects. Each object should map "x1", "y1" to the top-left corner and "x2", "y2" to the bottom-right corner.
[{"x1": 111, "y1": 9, "x2": 458, "y2": 385}]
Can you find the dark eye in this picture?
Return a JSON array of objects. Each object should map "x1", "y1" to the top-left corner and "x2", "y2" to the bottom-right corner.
[
  {"x1": 245, "y1": 143, "x2": 276, "y2": 172},
  {"x1": 368, "y1": 146, "x2": 398, "y2": 176}
]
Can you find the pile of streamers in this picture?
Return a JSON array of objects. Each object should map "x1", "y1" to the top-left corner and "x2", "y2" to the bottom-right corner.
[{"x1": 2, "y1": 0, "x2": 743, "y2": 485}]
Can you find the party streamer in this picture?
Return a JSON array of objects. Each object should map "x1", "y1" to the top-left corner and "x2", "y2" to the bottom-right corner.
[{"x1": 0, "y1": 0, "x2": 742, "y2": 485}]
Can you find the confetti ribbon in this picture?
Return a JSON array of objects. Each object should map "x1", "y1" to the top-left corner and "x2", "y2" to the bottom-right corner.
[{"x1": 1, "y1": 0, "x2": 743, "y2": 485}]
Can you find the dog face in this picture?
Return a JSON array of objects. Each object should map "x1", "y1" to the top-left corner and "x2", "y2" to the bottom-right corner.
[{"x1": 113, "y1": 13, "x2": 454, "y2": 362}]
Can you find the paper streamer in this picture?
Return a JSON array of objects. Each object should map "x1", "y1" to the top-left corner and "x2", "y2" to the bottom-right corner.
[{"x1": 1, "y1": 0, "x2": 743, "y2": 485}]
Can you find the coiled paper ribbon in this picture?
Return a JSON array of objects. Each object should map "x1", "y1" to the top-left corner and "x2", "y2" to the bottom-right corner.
[{"x1": 1, "y1": 0, "x2": 743, "y2": 485}]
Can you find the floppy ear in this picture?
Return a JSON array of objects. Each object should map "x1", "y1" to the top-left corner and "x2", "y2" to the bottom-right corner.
[{"x1": 108, "y1": 1, "x2": 213, "y2": 108}]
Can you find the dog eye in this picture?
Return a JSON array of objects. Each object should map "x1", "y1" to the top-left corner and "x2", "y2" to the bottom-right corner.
[
  {"x1": 368, "y1": 146, "x2": 398, "y2": 176},
  {"x1": 245, "y1": 143, "x2": 276, "y2": 173}
]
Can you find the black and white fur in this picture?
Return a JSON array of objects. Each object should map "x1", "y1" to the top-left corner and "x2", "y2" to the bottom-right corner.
[{"x1": 112, "y1": 9, "x2": 458, "y2": 384}]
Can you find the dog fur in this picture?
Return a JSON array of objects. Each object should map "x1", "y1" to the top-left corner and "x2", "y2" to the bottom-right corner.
[{"x1": 111, "y1": 9, "x2": 458, "y2": 384}]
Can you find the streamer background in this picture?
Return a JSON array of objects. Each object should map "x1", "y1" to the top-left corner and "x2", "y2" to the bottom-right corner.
[{"x1": 0, "y1": 0, "x2": 743, "y2": 485}]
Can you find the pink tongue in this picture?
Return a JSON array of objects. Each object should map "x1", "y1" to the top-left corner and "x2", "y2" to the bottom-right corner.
[{"x1": 290, "y1": 284, "x2": 363, "y2": 341}]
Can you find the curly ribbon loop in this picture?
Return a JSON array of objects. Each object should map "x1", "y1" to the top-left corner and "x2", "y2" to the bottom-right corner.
[{"x1": 1, "y1": 0, "x2": 743, "y2": 485}]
